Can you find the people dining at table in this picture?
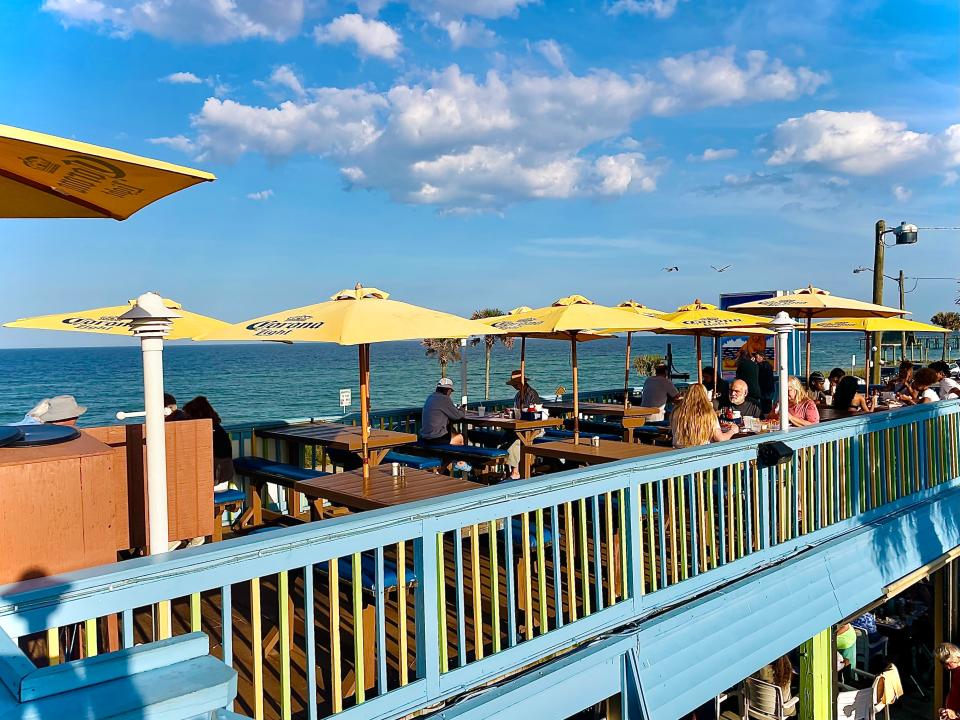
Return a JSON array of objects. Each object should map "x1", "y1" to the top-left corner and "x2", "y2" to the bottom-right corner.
[
  {"x1": 718, "y1": 379, "x2": 763, "y2": 418},
  {"x1": 639, "y1": 363, "x2": 680, "y2": 422},
  {"x1": 702, "y1": 366, "x2": 729, "y2": 406},
  {"x1": 904, "y1": 367, "x2": 940, "y2": 405},
  {"x1": 671, "y1": 384, "x2": 737, "y2": 448},
  {"x1": 937, "y1": 643, "x2": 960, "y2": 720},
  {"x1": 886, "y1": 360, "x2": 917, "y2": 402},
  {"x1": 807, "y1": 372, "x2": 827, "y2": 405},
  {"x1": 832, "y1": 375, "x2": 876, "y2": 414},
  {"x1": 930, "y1": 361, "x2": 960, "y2": 399},
  {"x1": 506, "y1": 370, "x2": 543, "y2": 480},
  {"x1": 769, "y1": 376, "x2": 820, "y2": 427},
  {"x1": 420, "y1": 377, "x2": 467, "y2": 445}
]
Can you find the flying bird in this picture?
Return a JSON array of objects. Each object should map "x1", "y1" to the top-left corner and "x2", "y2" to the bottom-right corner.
[
  {"x1": 711, "y1": 265, "x2": 732, "y2": 273},
  {"x1": 663, "y1": 266, "x2": 679, "y2": 272}
]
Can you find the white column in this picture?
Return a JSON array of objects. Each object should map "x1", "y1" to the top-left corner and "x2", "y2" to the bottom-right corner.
[
  {"x1": 772, "y1": 311, "x2": 796, "y2": 433},
  {"x1": 120, "y1": 293, "x2": 181, "y2": 554}
]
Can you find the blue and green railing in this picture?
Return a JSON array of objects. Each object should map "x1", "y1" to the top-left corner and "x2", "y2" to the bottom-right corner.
[{"x1": 0, "y1": 398, "x2": 956, "y2": 720}]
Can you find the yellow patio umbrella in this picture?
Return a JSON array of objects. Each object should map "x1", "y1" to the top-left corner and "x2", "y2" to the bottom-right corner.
[
  {"x1": 481, "y1": 296, "x2": 683, "y2": 442},
  {"x1": 659, "y1": 300, "x2": 772, "y2": 383},
  {"x1": 729, "y1": 286, "x2": 905, "y2": 381},
  {"x1": 0, "y1": 123, "x2": 214, "y2": 220},
  {"x1": 617, "y1": 301, "x2": 670, "y2": 409},
  {"x1": 812, "y1": 317, "x2": 947, "y2": 381},
  {"x1": 4, "y1": 297, "x2": 231, "y2": 339},
  {"x1": 197, "y1": 284, "x2": 503, "y2": 479}
]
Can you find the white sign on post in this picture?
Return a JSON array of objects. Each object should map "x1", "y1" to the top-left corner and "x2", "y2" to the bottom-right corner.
[{"x1": 339, "y1": 388, "x2": 352, "y2": 412}]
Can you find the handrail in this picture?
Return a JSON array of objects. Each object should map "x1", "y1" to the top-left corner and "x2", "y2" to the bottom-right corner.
[{"x1": 0, "y1": 399, "x2": 956, "y2": 720}]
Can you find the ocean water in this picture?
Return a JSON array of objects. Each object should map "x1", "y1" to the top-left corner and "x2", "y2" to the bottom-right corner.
[{"x1": 0, "y1": 334, "x2": 873, "y2": 427}]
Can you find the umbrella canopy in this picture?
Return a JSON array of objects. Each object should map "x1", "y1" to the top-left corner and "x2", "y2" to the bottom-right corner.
[
  {"x1": 616, "y1": 300, "x2": 671, "y2": 409},
  {"x1": 617, "y1": 300, "x2": 668, "y2": 318},
  {"x1": 659, "y1": 300, "x2": 771, "y2": 382},
  {"x1": 0, "y1": 123, "x2": 214, "y2": 220},
  {"x1": 4, "y1": 298, "x2": 229, "y2": 340},
  {"x1": 811, "y1": 316, "x2": 947, "y2": 383},
  {"x1": 480, "y1": 296, "x2": 683, "y2": 441},
  {"x1": 729, "y1": 286, "x2": 905, "y2": 380},
  {"x1": 198, "y1": 285, "x2": 492, "y2": 345},
  {"x1": 198, "y1": 285, "x2": 501, "y2": 478}
]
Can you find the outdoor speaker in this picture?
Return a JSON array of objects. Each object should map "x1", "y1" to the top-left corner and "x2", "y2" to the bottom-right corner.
[{"x1": 757, "y1": 440, "x2": 794, "y2": 468}]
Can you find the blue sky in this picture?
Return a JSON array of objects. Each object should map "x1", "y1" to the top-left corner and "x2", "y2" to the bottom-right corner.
[{"x1": 1, "y1": 0, "x2": 958, "y2": 348}]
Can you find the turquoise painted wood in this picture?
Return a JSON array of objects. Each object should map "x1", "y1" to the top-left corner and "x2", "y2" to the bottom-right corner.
[{"x1": 0, "y1": 398, "x2": 956, "y2": 720}]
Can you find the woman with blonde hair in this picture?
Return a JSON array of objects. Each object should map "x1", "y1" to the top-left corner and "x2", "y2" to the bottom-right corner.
[
  {"x1": 769, "y1": 376, "x2": 820, "y2": 428},
  {"x1": 672, "y1": 383, "x2": 737, "y2": 448}
]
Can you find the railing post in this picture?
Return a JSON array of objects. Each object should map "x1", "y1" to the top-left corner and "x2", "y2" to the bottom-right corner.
[
  {"x1": 627, "y1": 480, "x2": 643, "y2": 611},
  {"x1": 758, "y1": 467, "x2": 771, "y2": 550},
  {"x1": 415, "y1": 523, "x2": 442, "y2": 695},
  {"x1": 850, "y1": 433, "x2": 861, "y2": 516}
]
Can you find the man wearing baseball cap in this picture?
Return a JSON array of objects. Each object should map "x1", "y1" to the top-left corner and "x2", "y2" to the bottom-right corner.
[{"x1": 420, "y1": 377, "x2": 467, "y2": 446}]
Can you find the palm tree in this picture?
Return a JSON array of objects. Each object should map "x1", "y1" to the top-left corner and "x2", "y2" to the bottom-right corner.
[
  {"x1": 932, "y1": 311, "x2": 960, "y2": 331},
  {"x1": 632, "y1": 354, "x2": 665, "y2": 378},
  {"x1": 469, "y1": 308, "x2": 516, "y2": 399},
  {"x1": 421, "y1": 338, "x2": 462, "y2": 378}
]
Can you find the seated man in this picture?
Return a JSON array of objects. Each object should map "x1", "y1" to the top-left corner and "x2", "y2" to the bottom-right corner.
[
  {"x1": 718, "y1": 379, "x2": 763, "y2": 418},
  {"x1": 702, "y1": 366, "x2": 729, "y2": 407},
  {"x1": 420, "y1": 378, "x2": 466, "y2": 446},
  {"x1": 639, "y1": 364, "x2": 680, "y2": 422},
  {"x1": 807, "y1": 372, "x2": 827, "y2": 405},
  {"x1": 163, "y1": 392, "x2": 189, "y2": 421},
  {"x1": 12, "y1": 395, "x2": 87, "y2": 426},
  {"x1": 930, "y1": 361, "x2": 960, "y2": 399},
  {"x1": 506, "y1": 370, "x2": 542, "y2": 480}
]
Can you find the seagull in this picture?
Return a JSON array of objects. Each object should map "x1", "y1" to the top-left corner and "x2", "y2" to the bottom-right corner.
[
  {"x1": 711, "y1": 264, "x2": 732, "y2": 273},
  {"x1": 663, "y1": 266, "x2": 679, "y2": 272}
]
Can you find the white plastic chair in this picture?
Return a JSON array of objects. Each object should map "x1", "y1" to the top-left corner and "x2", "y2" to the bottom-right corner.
[
  {"x1": 744, "y1": 676, "x2": 798, "y2": 719},
  {"x1": 837, "y1": 668, "x2": 892, "y2": 720}
]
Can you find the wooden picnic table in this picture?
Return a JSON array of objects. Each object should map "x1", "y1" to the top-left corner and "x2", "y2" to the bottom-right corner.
[
  {"x1": 294, "y1": 465, "x2": 477, "y2": 516},
  {"x1": 541, "y1": 401, "x2": 659, "y2": 442},
  {"x1": 258, "y1": 421, "x2": 417, "y2": 467},
  {"x1": 523, "y1": 437, "x2": 670, "y2": 468},
  {"x1": 463, "y1": 412, "x2": 563, "y2": 479}
]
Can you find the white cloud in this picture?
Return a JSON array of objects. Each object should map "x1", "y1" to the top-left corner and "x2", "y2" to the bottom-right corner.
[
  {"x1": 688, "y1": 147, "x2": 737, "y2": 162},
  {"x1": 173, "y1": 49, "x2": 826, "y2": 211},
  {"x1": 314, "y1": 14, "x2": 401, "y2": 60},
  {"x1": 43, "y1": 0, "x2": 305, "y2": 42},
  {"x1": 267, "y1": 65, "x2": 306, "y2": 98},
  {"x1": 892, "y1": 185, "x2": 911, "y2": 202},
  {"x1": 147, "y1": 135, "x2": 196, "y2": 154},
  {"x1": 943, "y1": 171, "x2": 959, "y2": 187},
  {"x1": 409, "y1": 0, "x2": 537, "y2": 20},
  {"x1": 655, "y1": 49, "x2": 827, "y2": 113},
  {"x1": 534, "y1": 39, "x2": 565, "y2": 71},
  {"x1": 943, "y1": 124, "x2": 960, "y2": 167},
  {"x1": 443, "y1": 19, "x2": 496, "y2": 48},
  {"x1": 161, "y1": 71, "x2": 203, "y2": 84},
  {"x1": 608, "y1": 0, "x2": 681, "y2": 19},
  {"x1": 767, "y1": 110, "x2": 935, "y2": 175},
  {"x1": 246, "y1": 189, "x2": 275, "y2": 200}
]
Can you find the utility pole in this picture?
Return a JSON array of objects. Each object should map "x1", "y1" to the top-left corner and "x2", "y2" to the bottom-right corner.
[
  {"x1": 872, "y1": 220, "x2": 886, "y2": 385},
  {"x1": 899, "y1": 269, "x2": 906, "y2": 359}
]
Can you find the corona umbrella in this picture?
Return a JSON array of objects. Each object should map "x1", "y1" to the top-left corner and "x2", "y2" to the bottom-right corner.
[
  {"x1": 0, "y1": 123, "x2": 214, "y2": 220},
  {"x1": 659, "y1": 300, "x2": 771, "y2": 383},
  {"x1": 4, "y1": 297, "x2": 230, "y2": 339},
  {"x1": 481, "y1": 296, "x2": 683, "y2": 442},
  {"x1": 730, "y1": 287, "x2": 905, "y2": 381},
  {"x1": 812, "y1": 317, "x2": 947, "y2": 381},
  {"x1": 197, "y1": 285, "x2": 503, "y2": 479},
  {"x1": 617, "y1": 301, "x2": 669, "y2": 410}
]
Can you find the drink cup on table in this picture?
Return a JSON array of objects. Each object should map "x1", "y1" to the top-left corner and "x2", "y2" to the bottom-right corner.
[{"x1": 477, "y1": 405, "x2": 486, "y2": 417}]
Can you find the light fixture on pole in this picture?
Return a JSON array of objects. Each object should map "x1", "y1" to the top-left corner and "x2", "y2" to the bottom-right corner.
[
  {"x1": 871, "y1": 220, "x2": 918, "y2": 383},
  {"x1": 770, "y1": 312, "x2": 796, "y2": 433},
  {"x1": 119, "y1": 292, "x2": 181, "y2": 555}
]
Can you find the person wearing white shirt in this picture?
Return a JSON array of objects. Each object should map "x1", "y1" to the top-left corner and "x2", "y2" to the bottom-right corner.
[
  {"x1": 931, "y1": 361, "x2": 960, "y2": 400},
  {"x1": 639, "y1": 364, "x2": 680, "y2": 422}
]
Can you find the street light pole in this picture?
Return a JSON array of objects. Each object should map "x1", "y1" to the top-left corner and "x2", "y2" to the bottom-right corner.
[
  {"x1": 899, "y1": 269, "x2": 906, "y2": 359},
  {"x1": 872, "y1": 220, "x2": 886, "y2": 386}
]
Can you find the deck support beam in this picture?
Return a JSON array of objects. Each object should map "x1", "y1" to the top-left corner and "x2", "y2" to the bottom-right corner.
[{"x1": 799, "y1": 628, "x2": 832, "y2": 720}]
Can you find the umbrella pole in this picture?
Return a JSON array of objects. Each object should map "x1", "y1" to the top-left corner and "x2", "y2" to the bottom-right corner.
[
  {"x1": 623, "y1": 332, "x2": 632, "y2": 410},
  {"x1": 714, "y1": 336, "x2": 721, "y2": 380},
  {"x1": 805, "y1": 316, "x2": 812, "y2": 383},
  {"x1": 696, "y1": 335, "x2": 703, "y2": 383},
  {"x1": 865, "y1": 331, "x2": 870, "y2": 390},
  {"x1": 571, "y1": 336, "x2": 580, "y2": 444},
  {"x1": 944, "y1": 333, "x2": 948, "y2": 362},
  {"x1": 520, "y1": 336, "x2": 526, "y2": 388},
  {"x1": 359, "y1": 343, "x2": 371, "y2": 481}
]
